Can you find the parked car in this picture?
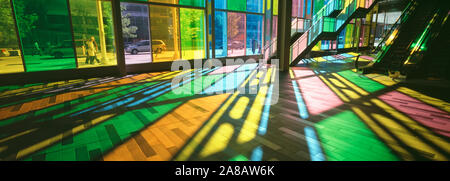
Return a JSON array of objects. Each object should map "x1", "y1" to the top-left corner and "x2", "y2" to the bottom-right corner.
[
  {"x1": 49, "y1": 40, "x2": 86, "y2": 58},
  {"x1": 125, "y1": 40, "x2": 166, "y2": 54},
  {"x1": 0, "y1": 49, "x2": 10, "y2": 57},
  {"x1": 151, "y1": 40, "x2": 166, "y2": 53}
]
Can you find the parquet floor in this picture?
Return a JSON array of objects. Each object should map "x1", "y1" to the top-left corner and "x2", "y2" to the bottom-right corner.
[{"x1": 0, "y1": 52, "x2": 448, "y2": 161}]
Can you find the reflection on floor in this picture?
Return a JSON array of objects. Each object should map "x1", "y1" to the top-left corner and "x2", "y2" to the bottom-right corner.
[{"x1": 0, "y1": 52, "x2": 449, "y2": 161}]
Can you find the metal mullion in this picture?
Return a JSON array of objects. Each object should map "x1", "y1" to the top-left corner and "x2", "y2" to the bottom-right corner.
[
  {"x1": 215, "y1": 8, "x2": 264, "y2": 16},
  {"x1": 111, "y1": 0, "x2": 127, "y2": 75},
  {"x1": 205, "y1": 0, "x2": 209, "y2": 59},
  {"x1": 244, "y1": 13, "x2": 247, "y2": 56},
  {"x1": 177, "y1": 7, "x2": 182, "y2": 61},
  {"x1": 120, "y1": 0, "x2": 206, "y2": 10},
  {"x1": 66, "y1": 0, "x2": 80, "y2": 69},
  {"x1": 147, "y1": 3, "x2": 154, "y2": 63},
  {"x1": 211, "y1": 0, "x2": 215, "y2": 59},
  {"x1": 9, "y1": 0, "x2": 27, "y2": 73}
]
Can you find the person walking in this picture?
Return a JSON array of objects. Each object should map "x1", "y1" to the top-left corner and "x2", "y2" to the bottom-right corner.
[
  {"x1": 86, "y1": 36, "x2": 101, "y2": 65},
  {"x1": 32, "y1": 41, "x2": 41, "y2": 56}
]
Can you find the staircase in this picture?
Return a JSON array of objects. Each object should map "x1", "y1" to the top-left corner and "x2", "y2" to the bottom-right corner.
[{"x1": 289, "y1": 0, "x2": 378, "y2": 66}]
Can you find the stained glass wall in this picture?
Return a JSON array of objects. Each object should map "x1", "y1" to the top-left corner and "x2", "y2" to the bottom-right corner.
[
  {"x1": 214, "y1": 0, "x2": 264, "y2": 58},
  {"x1": 1, "y1": 0, "x2": 118, "y2": 75},
  {"x1": 215, "y1": 11, "x2": 227, "y2": 58},
  {"x1": 0, "y1": 0, "x2": 24, "y2": 74},
  {"x1": 121, "y1": 2, "x2": 152, "y2": 64},
  {"x1": 180, "y1": 8, "x2": 205, "y2": 60},
  {"x1": 292, "y1": 0, "x2": 314, "y2": 35},
  {"x1": 13, "y1": 0, "x2": 77, "y2": 72},
  {"x1": 0, "y1": 0, "x2": 383, "y2": 75},
  {"x1": 314, "y1": 1, "x2": 378, "y2": 51},
  {"x1": 70, "y1": 0, "x2": 117, "y2": 68},
  {"x1": 246, "y1": 14, "x2": 263, "y2": 55}
]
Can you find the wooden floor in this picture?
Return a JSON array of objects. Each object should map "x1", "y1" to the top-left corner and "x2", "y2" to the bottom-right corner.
[{"x1": 0, "y1": 52, "x2": 449, "y2": 161}]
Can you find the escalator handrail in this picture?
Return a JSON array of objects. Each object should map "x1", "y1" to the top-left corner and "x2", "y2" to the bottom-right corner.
[
  {"x1": 404, "y1": 9, "x2": 449, "y2": 65},
  {"x1": 373, "y1": 0, "x2": 416, "y2": 52}
]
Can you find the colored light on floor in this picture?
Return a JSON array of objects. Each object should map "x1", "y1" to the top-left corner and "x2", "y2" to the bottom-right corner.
[
  {"x1": 199, "y1": 123, "x2": 234, "y2": 158},
  {"x1": 230, "y1": 96, "x2": 250, "y2": 120},
  {"x1": 337, "y1": 70, "x2": 385, "y2": 93},
  {"x1": 23, "y1": 102, "x2": 183, "y2": 161},
  {"x1": 379, "y1": 91, "x2": 450, "y2": 137},
  {"x1": 237, "y1": 68, "x2": 272, "y2": 143},
  {"x1": 202, "y1": 70, "x2": 252, "y2": 94},
  {"x1": 315, "y1": 111, "x2": 399, "y2": 161},
  {"x1": 294, "y1": 69, "x2": 343, "y2": 115},
  {"x1": 304, "y1": 126, "x2": 325, "y2": 161},
  {"x1": 250, "y1": 146, "x2": 263, "y2": 161},
  {"x1": 258, "y1": 83, "x2": 273, "y2": 135},
  {"x1": 291, "y1": 80, "x2": 309, "y2": 119},
  {"x1": 174, "y1": 92, "x2": 241, "y2": 161},
  {"x1": 103, "y1": 94, "x2": 230, "y2": 161}
]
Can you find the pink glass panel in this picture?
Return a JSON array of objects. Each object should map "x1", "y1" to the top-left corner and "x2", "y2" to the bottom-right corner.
[{"x1": 227, "y1": 12, "x2": 246, "y2": 57}]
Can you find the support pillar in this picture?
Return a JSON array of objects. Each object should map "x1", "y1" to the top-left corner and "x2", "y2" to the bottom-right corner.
[
  {"x1": 276, "y1": 0, "x2": 292, "y2": 71},
  {"x1": 111, "y1": 0, "x2": 126, "y2": 75}
]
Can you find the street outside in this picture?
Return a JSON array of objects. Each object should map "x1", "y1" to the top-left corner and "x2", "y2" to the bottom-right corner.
[{"x1": 0, "y1": 56, "x2": 24, "y2": 74}]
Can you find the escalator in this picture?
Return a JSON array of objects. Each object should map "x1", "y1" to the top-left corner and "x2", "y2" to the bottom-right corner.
[
  {"x1": 363, "y1": 0, "x2": 446, "y2": 75},
  {"x1": 405, "y1": 5, "x2": 450, "y2": 79}
]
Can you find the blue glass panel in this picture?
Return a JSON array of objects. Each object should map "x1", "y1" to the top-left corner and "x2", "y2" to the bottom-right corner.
[
  {"x1": 214, "y1": 11, "x2": 227, "y2": 58},
  {"x1": 338, "y1": 27, "x2": 346, "y2": 49},
  {"x1": 246, "y1": 14, "x2": 263, "y2": 55},
  {"x1": 307, "y1": 0, "x2": 312, "y2": 15},
  {"x1": 247, "y1": 0, "x2": 263, "y2": 13},
  {"x1": 215, "y1": 0, "x2": 226, "y2": 9}
]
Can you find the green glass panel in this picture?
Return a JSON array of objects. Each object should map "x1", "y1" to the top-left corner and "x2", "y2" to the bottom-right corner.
[
  {"x1": 179, "y1": 0, "x2": 205, "y2": 7},
  {"x1": 344, "y1": 23, "x2": 354, "y2": 48},
  {"x1": 0, "y1": 0, "x2": 24, "y2": 74},
  {"x1": 227, "y1": 0, "x2": 245, "y2": 11},
  {"x1": 12, "y1": 0, "x2": 77, "y2": 72},
  {"x1": 313, "y1": 0, "x2": 324, "y2": 15},
  {"x1": 315, "y1": 111, "x2": 399, "y2": 161},
  {"x1": 69, "y1": 0, "x2": 117, "y2": 68},
  {"x1": 148, "y1": 0, "x2": 178, "y2": 5},
  {"x1": 323, "y1": 17, "x2": 336, "y2": 32},
  {"x1": 180, "y1": 8, "x2": 205, "y2": 60},
  {"x1": 273, "y1": 0, "x2": 278, "y2": 15}
]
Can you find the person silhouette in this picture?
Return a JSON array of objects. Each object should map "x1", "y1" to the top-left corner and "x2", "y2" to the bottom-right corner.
[{"x1": 86, "y1": 36, "x2": 100, "y2": 65}]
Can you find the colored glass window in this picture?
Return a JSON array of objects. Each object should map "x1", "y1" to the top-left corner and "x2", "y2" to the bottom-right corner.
[
  {"x1": 273, "y1": 0, "x2": 278, "y2": 15},
  {"x1": 215, "y1": 0, "x2": 226, "y2": 9},
  {"x1": 149, "y1": 5, "x2": 181, "y2": 62},
  {"x1": 70, "y1": 0, "x2": 117, "y2": 68},
  {"x1": 131, "y1": 0, "x2": 205, "y2": 7},
  {"x1": 246, "y1": 14, "x2": 263, "y2": 55},
  {"x1": 214, "y1": 11, "x2": 227, "y2": 58},
  {"x1": 179, "y1": 0, "x2": 205, "y2": 7},
  {"x1": 247, "y1": 0, "x2": 263, "y2": 13},
  {"x1": 180, "y1": 8, "x2": 205, "y2": 60},
  {"x1": 227, "y1": 12, "x2": 246, "y2": 57},
  {"x1": 338, "y1": 27, "x2": 346, "y2": 49},
  {"x1": 292, "y1": 0, "x2": 299, "y2": 17},
  {"x1": 0, "y1": 0, "x2": 24, "y2": 74},
  {"x1": 227, "y1": 0, "x2": 245, "y2": 12},
  {"x1": 13, "y1": 0, "x2": 77, "y2": 72},
  {"x1": 120, "y1": 2, "x2": 152, "y2": 64}
]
